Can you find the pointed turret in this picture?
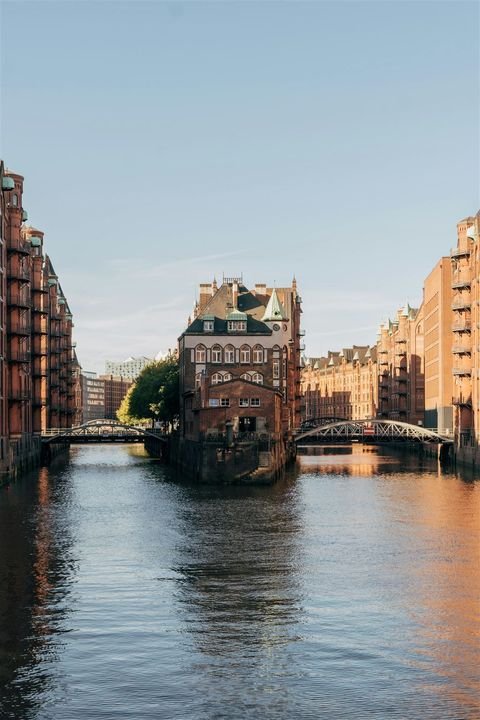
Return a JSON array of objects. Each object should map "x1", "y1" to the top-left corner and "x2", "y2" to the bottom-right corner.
[{"x1": 262, "y1": 288, "x2": 287, "y2": 322}]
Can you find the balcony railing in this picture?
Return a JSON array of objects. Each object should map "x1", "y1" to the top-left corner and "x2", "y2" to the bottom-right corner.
[
  {"x1": 7, "y1": 265, "x2": 30, "y2": 282},
  {"x1": 452, "y1": 344, "x2": 471, "y2": 355},
  {"x1": 8, "y1": 390, "x2": 30, "y2": 401},
  {"x1": 452, "y1": 321, "x2": 471, "y2": 333},
  {"x1": 7, "y1": 350, "x2": 31, "y2": 363},
  {"x1": 452, "y1": 299, "x2": 471, "y2": 312},
  {"x1": 7, "y1": 292, "x2": 31, "y2": 308},
  {"x1": 452, "y1": 367, "x2": 472, "y2": 376},
  {"x1": 7, "y1": 321, "x2": 31, "y2": 336},
  {"x1": 451, "y1": 276, "x2": 471, "y2": 290},
  {"x1": 451, "y1": 246, "x2": 471, "y2": 259},
  {"x1": 7, "y1": 237, "x2": 30, "y2": 255}
]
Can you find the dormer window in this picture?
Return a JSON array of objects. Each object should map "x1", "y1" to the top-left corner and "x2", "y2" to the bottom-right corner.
[
  {"x1": 204, "y1": 320, "x2": 214, "y2": 332},
  {"x1": 228, "y1": 320, "x2": 247, "y2": 332}
]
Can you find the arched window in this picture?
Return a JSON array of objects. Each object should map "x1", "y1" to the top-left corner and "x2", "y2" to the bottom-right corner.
[
  {"x1": 195, "y1": 372, "x2": 203, "y2": 388},
  {"x1": 195, "y1": 344, "x2": 206, "y2": 363},
  {"x1": 241, "y1": 373, "x2": 252, "y2": 381},
  {"x1": 240, "y1": 345, "x2": 251, "y2": 364},
  {"x1": 11, "y1": 194, "x2": 18, "y2": 208},
  {"x1": 223, "y1": 372, "x2": 232, "y2": 381},
  {"x1": 253, "y1": 345, "x2": 263, "y2": 363},
  {"x1": 211, "y1": 372, "x2": 223, "y2": 385},
  {"x1": 224, "y1": 345, "x2": 235, "y2": 364},
  {"x1": 252, "y1": 373, "x2": 263, "y2": 385},
  {"x1": 211, "y1": 345, "x2": 222, "y2": 363}
]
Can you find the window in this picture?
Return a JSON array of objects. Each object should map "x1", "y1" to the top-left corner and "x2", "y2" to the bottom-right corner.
[
  {"x1": 239, "y1": 398, "x2": 249, "y2": 407},
  {"x1": 241, "y1": 373, "x2": 252, "y2": 381},
  {"x1": 251, "y1": 373, "x2": 263, "y2": 385},
  {"x1": 211, "y1": 373, "x2": 223, "y2": 385},
  {"x1": 253, "y1": 345, "x2": 263, "y2": 363},
  {"x1": 224, "y1": 345, "x2": 235, "y2": 363},
  {"x1": 203, "y1": 320, "x2": 214, "y2": 332},
  {"x1": 195, "y1": 372, "x2": 203, "y2": 388},
  {"x1": 228, "y1": 320, "x2": 247, "y2": 332},
  {"x1": 250, "y1": 398, "x2": 261, "y2": 407},
  {"x1": 273, "y1": 359, "x2": 280, "y2": 379},
  {"x1": 220, "y1": 398, "x2": 230, "y2": 407},
  {"x1": 223, "y1": 372, "x2": 232, "y2": 381},
  {"x1": 12, "y1": 194, "x2": 18, "y2": 208},
  {"x1": 211, "y1": 345, "x2": 222, "y2": 363},
  {"x1": 195, "y1": 345, "x2": 206, "y2": 363},
  {"x1": 240, "y1": 346, "x2": 251, "y2": 364}
]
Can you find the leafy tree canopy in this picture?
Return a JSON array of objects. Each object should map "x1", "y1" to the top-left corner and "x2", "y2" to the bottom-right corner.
[{"x1": 124, "y1": 356, "x2": 179, "y2": 426}]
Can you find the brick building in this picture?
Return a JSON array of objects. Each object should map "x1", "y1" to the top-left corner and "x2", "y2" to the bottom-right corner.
[
  {"x1": 301, "y1": 345, "x2": 378, "y2": 422},
  {"x1": 0, "y1": 162, "x2": 80, "y2": 478},
  {"x1": 100, "y1": 374, "x2": 132, "y2": 420},
  {"x1": 178, "y1": 276, "x2": 302, "y2": 440},
  {"x1": 80, "y1": 372, "x2": 105, "y2": 422},
  {"x1": 376, "y1": 304, "x2": 424, "y2": 426}
]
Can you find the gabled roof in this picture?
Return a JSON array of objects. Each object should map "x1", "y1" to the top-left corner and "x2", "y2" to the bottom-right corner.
[{"x1": 262, "y1": 288, "x2": 287, "y2": 321}]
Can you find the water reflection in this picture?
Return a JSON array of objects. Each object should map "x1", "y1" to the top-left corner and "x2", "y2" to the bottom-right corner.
[{"x1": 0, "y1": 465, "x2": 76, "y2": 719}]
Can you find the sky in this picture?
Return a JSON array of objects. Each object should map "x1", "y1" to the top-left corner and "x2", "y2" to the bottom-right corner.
[{"x1": 1, "y1": 0, "x2": 479, "y2": 373}]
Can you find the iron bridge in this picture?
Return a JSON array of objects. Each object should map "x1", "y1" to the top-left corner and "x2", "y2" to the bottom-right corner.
[
  {"x1": 294, "y1": 419, "x2": 453, "y2": 444},
  {"x1": 42, "y1": 419, "x2": 167, "y2": 444}
]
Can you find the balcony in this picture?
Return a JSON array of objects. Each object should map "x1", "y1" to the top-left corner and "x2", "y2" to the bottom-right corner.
[
  {"x1": 452, "y1": 276, "x2": 471, "y2": 290},
  {"x1": 452, "y1": 344, "x2": 471, "y2": 355},
  {"x1": 7, "y1": 321, "x2": 31, "y2": 336},
  {"x1": 452, "y1": 396, "x2": 472, "y2": 407},
  {"x1": 7, "y1": 265, "x2": 30, "y2": 282},
  {"x1": 451, "y1": 247, "x2": 471, "y2": 259},
  {"x1": 7, "y1": 292, "x2": 31, "y2": 309},
  {"x1": 8, "y1": 349, "x2": 31, "y2": 363},
  {"x1": 32, "y1": 321, "x2": 48, "y2": 335},
  {"x1": 32, "y1": 302, "x2": 48, "y2": 314},
  {"x1": 452, "y1": 299, "x2": 471, "y2": 312},
  {"x1": 49, "y1": 329, "x2": 63, "y2": 337},
  {"x1": 7, "y1": 237, "x2": 30, "y2": 255},
  {"x1": 8, "y1": 390, "x2": 30, "y2": 401},
  {"x1": 32, "y1": 367, "x2": 48, "y2": 377},
  {"x1": 32, "y1": 397, "x2": 47, "y2": 407},
  {"x1": 452, "y1": 321, "x2": 471, "y2": 333},
  {"x1": 453, "y1": 367, "x2": 472, "y2": 377}
]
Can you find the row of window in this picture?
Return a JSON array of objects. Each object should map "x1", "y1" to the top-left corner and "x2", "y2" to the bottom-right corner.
[
  {"x1": 210, "y1": 398, "x2": 261, "y2": 407},
  {"x1": 204, "y1": 320, "x2": 247, "y2": 333},
  {"x1": 195, "y1": 345, "x2": 265, "y2": 364},
  {"x1": 210, "y1": 372, "x2": 263, "y2": 385}
]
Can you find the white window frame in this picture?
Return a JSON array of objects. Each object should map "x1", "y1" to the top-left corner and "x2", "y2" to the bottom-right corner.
[
  {"x1": 250, "y1": 398, "x2": 261, "y2": 407},
  {"x1": 211, "y1": 373, "x2": 223, "y2": 385},
  {"x1": 240, "y1": 346, "x2": 251, "y2": 364},
  {"x1": 195, "y1": 345, "x2": 206, "y2": 363},
  {"x1": 220, "y1": 398, "x2": 230, "y2": 407},
  {"x1": 224, "y1": 345, "x2": 235, "y2": 364},
  {"x1": 241, "y1": 373, "x2": 252, "y2": 381},
  {"x1": 253, "y1": 346, "x2": 263, "y2": 364},
  {"x1": 239, "y1": 398, "x2": 249, "y2": 407},
  {"x1": 223, "y1": 372, "x2": 232, "y2": 381},
  {"x1": 203, "y1": 320, "x2": 214, "y2": 332},
  {"x1": 251, "y1": 373, "x2": 263, "y2": 385},
  {"x1": 211, "y1": 346, "x2": 222, "y2": 363}
]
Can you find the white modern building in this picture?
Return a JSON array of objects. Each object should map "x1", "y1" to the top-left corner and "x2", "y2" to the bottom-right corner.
[{"x1": 104, "y1": 356, "x2": 153, "y2": 381}]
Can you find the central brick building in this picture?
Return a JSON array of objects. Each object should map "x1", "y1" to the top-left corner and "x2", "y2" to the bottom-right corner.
[{"x1": 178, "y1": 276, "x2": 302, "y2": 442}]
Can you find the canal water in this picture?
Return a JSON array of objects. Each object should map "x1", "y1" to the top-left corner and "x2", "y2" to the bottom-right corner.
[{"x1": 0, "y1": 445, "x2": 478, "y2": 720}]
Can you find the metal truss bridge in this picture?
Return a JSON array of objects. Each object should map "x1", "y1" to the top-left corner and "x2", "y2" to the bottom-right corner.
[
  {"x1": 42, "y1": 420, "x2": 167, "y2": 444},
  {"x1": 294, "y1": 419, "x2": 453, "y2": 445}
]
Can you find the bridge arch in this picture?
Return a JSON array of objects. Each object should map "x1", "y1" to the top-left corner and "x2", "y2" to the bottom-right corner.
[
  {"x1": 42, "y1": 419, "x2": 167, "y2": 444},
  {"x1": 295, "y1": 419, "x2": 452, "y2": 444}
]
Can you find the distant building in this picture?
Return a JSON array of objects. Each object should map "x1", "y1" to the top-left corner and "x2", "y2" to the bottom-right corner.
[
  {"x1": 81, "y1": 372, "x2": 105, "y2": 422},
  {"x1": 104, "y1": 356, "x2": 152, "y2": 381},
  {"x1": 301, "y1": 345, "x2": 378, "y2": 422},
  {"x1": 100, "y1": 375, "x2": 132, "y2": 420}
]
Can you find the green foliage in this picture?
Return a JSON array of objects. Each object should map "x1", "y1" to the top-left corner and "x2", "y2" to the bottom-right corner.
[
  {"x1": 116, "y1": 386, "x2": 146, "y2": 425},
  {"x1": 125, "y1": 356, "x2": 179, "y2": 427}
]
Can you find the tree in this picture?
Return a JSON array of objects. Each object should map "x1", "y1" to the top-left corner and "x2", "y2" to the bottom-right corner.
[
  {"x1": 126, "y1": 356, "x2": 179, "y2": 429},
  {"x1": 116, "y1": 386, "x2": 147, "y2": 425}
]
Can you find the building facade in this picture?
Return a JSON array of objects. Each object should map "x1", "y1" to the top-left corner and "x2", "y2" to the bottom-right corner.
[
  {"x1": 0, "y1": 162, "x2": 80, "y2": 479},
  {"x1": 178, "y1": 276, "x2": 302, "y2": 441},
  {"x1": 80, "y1": 372, "x2": 105, "y2": 422},
  {"x1": 301, "y1": 346, "x2": 378, "y2": 422},
  {"x1": 451, "y1": 215, "x2": 480, "y2": 457},
  {"x1": 100, "y1": 375, "x2": 133, "y2": 420},
  {"x1": 376, "y1": 305, "x2": 424, "y2": 426},
  {"x1": 105, "y1": 356, "x2": 152, "y2": 381}
]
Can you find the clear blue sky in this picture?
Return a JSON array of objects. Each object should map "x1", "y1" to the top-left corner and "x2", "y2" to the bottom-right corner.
[{"x1": 1, "y1": 1, "x2": 478, "y2": 373}]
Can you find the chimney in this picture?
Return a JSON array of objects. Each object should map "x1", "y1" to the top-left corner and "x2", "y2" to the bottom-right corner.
[
  {"x1": 232, "y1": 281, "x2": 238, "y2": 309},
  {"x1": 199, "y1": 283, "x2": 211, "y2": 311},
  {"x1": 255, "y1": 283, "x2": 267, "y2": 296}
]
